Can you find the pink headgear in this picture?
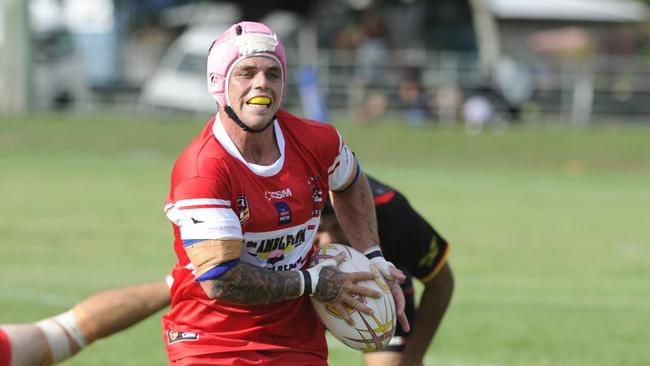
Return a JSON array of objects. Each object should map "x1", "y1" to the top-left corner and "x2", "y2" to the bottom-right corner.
[{"x1": 207, "y1": 21, "x2": 287, "y2": 108}]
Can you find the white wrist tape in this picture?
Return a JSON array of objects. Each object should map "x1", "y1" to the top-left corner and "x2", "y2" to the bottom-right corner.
[
  {"x1": 300, "y1": 257, "x2": 337, "y2": 296},
  {"x1": 363, "y1": 245, "x2": 395, "y2": 281},
  {"x1": 362, "y1": 245, "x2": 383, "y2": 259},
  {"x1": 35, "y1": 310, "x2": 88, "y2": 363}
]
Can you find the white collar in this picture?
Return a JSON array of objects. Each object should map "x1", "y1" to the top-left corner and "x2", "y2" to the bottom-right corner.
[{"x1": 212, "y1": 114, "x2": 285, "y2": 177}]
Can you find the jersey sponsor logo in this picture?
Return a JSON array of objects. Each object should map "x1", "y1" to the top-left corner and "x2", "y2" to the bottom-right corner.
[
  {"x1": 237, "y1": 195, "x2": 250, "y2": 224},
  {"x1": 308, "y1": 175, "x2": 323, "y2": 203},
  {"x1": 274, "y1": 201, "x2": 292, "y2": 225},
  {"x1": 419, "y1": 235, "x2": 441, "y2": 268},
  {"x1": 268, "y1": 256, "x2": 305, "y2": 271},
  {"x1": 265, "y1": 188, "x2": 292, "y2": 200},
  {"x1": 167, "y1": 330, "x2": 199, "y2": 344},
  {"x1": 312, "y1": 188, "x2": 323, "y2": 203},
  {"x1": 245, "y1": 228, "x2": 307, "y2": 264},
  {"x1": 308, "y1": 175, "x2": 324, "y2": 217}
]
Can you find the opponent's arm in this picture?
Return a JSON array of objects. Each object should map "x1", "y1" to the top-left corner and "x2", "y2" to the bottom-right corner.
[
  {"x1": 74, "y1": 281, "x2": 171, "y2": 342},
  {"x1": 401, "y1": 264, "x2": 454, "y2": 366}
]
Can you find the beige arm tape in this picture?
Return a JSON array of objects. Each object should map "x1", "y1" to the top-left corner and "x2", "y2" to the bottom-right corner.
[{"x1": 185, "y1": 239, "x2": 243, "y2": 278}]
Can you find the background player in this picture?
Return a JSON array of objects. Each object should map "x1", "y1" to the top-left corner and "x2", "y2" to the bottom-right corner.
[
  {"x1": 0, "y1": 280, "x2": 170, "y2": 366},
  {"x1": 316, "y1": 174, "x2": 454, "y2": 366}
]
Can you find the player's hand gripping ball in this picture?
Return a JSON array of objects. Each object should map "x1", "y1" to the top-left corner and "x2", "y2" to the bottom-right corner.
[{"x1": 309, "y1": 243, "x2": 396, "y2": 352}]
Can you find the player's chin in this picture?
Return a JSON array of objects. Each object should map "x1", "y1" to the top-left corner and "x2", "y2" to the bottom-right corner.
[
  {"x1": 241, "y1": 115, "x2": 273, "y2": 130},
  {"x1": 241, "y1": 109, "x2": 276, "y2": 126}
]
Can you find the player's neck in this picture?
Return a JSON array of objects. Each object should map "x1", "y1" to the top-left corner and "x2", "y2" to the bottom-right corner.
[{"x1": 220, "y1": 111, "x2": 280, "y2": 165}]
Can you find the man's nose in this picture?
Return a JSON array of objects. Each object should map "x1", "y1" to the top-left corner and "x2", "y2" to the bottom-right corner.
[{"x1": 252, "y1": 72, "x2": 269, "y2": 88}]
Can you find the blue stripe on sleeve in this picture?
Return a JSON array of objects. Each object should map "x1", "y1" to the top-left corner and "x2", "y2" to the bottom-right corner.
[
  {"x1": 352, "y1": 161, "x2": 361, "y2": 184},
  {"x1": 195, "y1": 259, "x2": 240, "y2": 282},
  {"x1": 182, "y1": 239, "x2": 205, "y2": 247},
  {"x1": 335, "y1": 160, "x2": 362, "y2": 193}
]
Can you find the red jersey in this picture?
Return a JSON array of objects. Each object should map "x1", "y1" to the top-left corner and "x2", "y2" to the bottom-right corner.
[
  {"x1": 162, "y1": 110, "x2": 358, "y2": 363},
  {"x1": 0, "y1": 328, "x2": 11, "y2": 366}
]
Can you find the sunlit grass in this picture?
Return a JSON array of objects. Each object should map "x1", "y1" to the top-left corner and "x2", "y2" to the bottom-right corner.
[{"x1": 1, "y1": 114, "x2": 649, "y2": 365}]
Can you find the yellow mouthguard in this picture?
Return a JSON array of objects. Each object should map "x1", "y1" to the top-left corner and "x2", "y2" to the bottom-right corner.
[{"x1": 247, "y1": 96, "x2": 271, "y2": 105}]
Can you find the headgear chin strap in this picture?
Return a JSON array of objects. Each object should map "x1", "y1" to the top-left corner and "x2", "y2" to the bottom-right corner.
[{"x1": 224, "y1": 106, "x2": 276, "y2": 133}]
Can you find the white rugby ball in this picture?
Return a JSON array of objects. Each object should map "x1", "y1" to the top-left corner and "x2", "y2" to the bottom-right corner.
[{"x1": 309, "y1": 243, "x2": 396, "y2": 352}]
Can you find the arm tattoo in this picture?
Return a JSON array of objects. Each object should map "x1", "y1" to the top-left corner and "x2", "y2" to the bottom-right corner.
[
  {"x1": 313, "y1": 266, "x2": 345, "y2": 303},
  {"x1": 207, "y1": 263, "x2": 302, "y2": 305}
]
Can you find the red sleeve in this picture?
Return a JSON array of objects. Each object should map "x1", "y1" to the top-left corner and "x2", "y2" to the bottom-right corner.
[
  {"x1": 0, "y1": 328, "x2": 12, "y2": 366},
  {"x1": 171, "y1": 176, "x2": 230, "y2": 202}
]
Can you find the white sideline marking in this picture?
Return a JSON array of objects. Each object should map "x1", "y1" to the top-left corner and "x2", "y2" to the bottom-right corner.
[
  {"x1": 615, "y1": 242, "x2": 650, "y2": 259},
  {"x1": 458, "y1": 292, "x2": 650, "y2": 311},
  {"x1": 425, "y1": 359, "x2": 503, "y2": 366},
  {"x1": 326, "y1": 333, "x2": 503, "y2": 366},
  {"x1": 0, "y1": 287, "x2": 79, "y2": 307}
]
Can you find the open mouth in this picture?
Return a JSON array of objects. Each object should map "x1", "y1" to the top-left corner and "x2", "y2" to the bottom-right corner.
[{"x1": 246, "y1": 96, "x2": 272, "y2": 108}]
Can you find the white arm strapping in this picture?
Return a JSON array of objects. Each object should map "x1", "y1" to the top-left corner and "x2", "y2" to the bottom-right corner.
[
  {"x1": 299, "y1": 257, "x2": 337, "y2": 296},
  {"x1": 363, "y1": 245, "x2": 396, "y2": 281},
  {"x1": 35, "y1": 310, "x2": 88, "y2": 363}
]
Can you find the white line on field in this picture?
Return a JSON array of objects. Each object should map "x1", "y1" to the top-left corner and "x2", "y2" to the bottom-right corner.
[
  {"x1": 422, "y1": 353, "x2": 503, "y2": 366},
  {"x1": 426, "y1": 359, "x2": 503, "y2": 366},
  {"x1": 326, "y1": 333, "x2": 503, "y2": 366},
  {"x1": 457, "y1": 294, "x2": 650, "y2": 311},
  {"x1": 0, "y1": 288, "x2": 79, "y2": 307},
  {"x1": 615, "y1": 242, "x2": 650, "y2": 259}
]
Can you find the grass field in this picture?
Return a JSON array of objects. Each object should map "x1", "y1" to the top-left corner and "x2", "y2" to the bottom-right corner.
[{"x1": 1, "y1": 113, "x2": 649, "y2": 366}]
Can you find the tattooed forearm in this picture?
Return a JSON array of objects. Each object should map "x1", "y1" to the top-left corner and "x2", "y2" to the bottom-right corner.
[
  {"x1": 204, "y1": 263, "x2": 302, "y2": 305},
  {"x1": 313, "y1": 266, "x2": 345, "y2": 303}
]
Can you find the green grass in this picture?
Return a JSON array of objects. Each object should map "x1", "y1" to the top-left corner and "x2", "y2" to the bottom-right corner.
[{"x1": 1, "y1": 113, "x2": 649, "y2": 365}]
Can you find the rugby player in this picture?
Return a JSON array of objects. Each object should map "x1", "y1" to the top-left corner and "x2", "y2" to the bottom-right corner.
[
  {"x1": 316, "y1": 175, "x2": 454, "y2": 366},
  {"x1": 162, "y1": 21, "x2": 408, "y2": 365}
]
